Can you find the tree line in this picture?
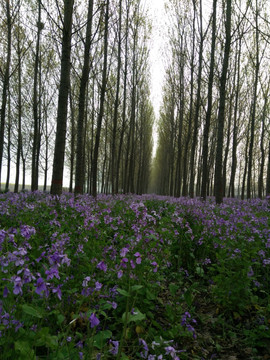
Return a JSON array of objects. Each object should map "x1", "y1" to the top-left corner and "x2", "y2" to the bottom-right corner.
[
  {"x1": 151, "y1": 0, "x2": 270, "y2": 203},
  {"x1": 0, "y1": 0, "x2": 154, "y2": 196}
]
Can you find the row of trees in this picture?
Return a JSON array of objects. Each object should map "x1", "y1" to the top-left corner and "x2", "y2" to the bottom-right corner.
[
  {"x1": 152, "y1": 0, "x2": 270, "y2": 202},
  {"x1": 0, "y1": 0, "x2": 154, "y2": 195}
]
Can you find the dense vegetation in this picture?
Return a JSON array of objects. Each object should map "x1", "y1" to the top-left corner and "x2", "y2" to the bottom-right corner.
[{"x1": 1, "y1": 191, "x2": 270, "y2": 359}]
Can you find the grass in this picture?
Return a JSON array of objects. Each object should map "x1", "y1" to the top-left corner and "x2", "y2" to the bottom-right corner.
[{"x1": 0, "y1": 191, "x2": 270, "y2": 359}]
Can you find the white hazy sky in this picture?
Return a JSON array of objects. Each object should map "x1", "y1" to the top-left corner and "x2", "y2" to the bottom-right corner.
[
  {"x1": 143, "y1": 0, "x2": 167, "y2": 155},
  {"x1": 144, "y1": 0, "x2": 166, "y2": 118}
]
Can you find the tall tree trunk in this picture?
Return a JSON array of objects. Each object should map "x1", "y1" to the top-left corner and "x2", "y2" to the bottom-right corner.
[
  {"x1": 15, "y1": 22, "x2": 22, "y2": 193},
  {"x1": 0, "y1": 0, "x2": 11, "y2": 189},
  {"x1": 182, "y1": 4, "x2": 196, "y2": 197},
  {"x1": 266, "y1": 139, "x2": 270, "y2": 197},
  {"x1": 111, "y1": 0, "x2": 122, "y2": 194},
  {"x1": 228, "y1": 37, "x2": 241, "y2": 198},
  {"x1": 258, "y1": 82, "x2": 269, "y2": 199},
  {"x1": 74, "y1": 0, "x2": 94, "y2": 194},
  {"x1": 5, "y1": 95, "x2": 11, "y2": 192},
  {"x1": 43, "y1": 106, "x2": 49, "y2": 191},
  {"x1": 116, "y1": 2, "x2": 129, "y2": 193},
  {"x1": 201, "y1": 0, "x2": 217, "y2": 200},
  {"x1": 241, "y1": 128, "x2": 250, "y2": 200},
  {"x1": 68, "y1": 89, "x2": 75, "y2": 192},
  {"x1": 189, "y1": 0, "x2": 203, "y2": 198},
  {"x1": 247, "y1": 0, "x2": 259, "y2": 199},
  {"x1": 175, "y1": 48, "x2": 184, "y2": 197},
  {"x1": 222, "y1": 90, "x2": 233, "y2": 196},
  {"x1": 51, "y1": 0, "x2": 74, "y2": 195},
  {"x1": 92, "y1": 0, "x2": 109, "y2": 197},
  {"x1": 214, "y1": 0, "x2": 232, "y2": 204},
  {"x1": 32, "y1": 0, "x2": 42, "y2": 191}
]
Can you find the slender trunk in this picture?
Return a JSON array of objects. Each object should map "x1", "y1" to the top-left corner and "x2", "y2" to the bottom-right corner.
[
  {"x1": 15, "y1": 25, "x2": 22, "y2": 193},
  {"x1": 182, "y1": 5, "x2": 196, "y2": 197},
  {"x1": 214, "y1": 0, "x2": 232, "y2": 204},
  {"x1": 68, "y1": 90, "x2": 75, "y2": 192},
  {"x1": 241, "y1": 129, "x2": 250, "y2": 200},
  {"x1": 201, "y1": 0, "x2": 217, "y2": 200},
  {"x1": 0, "y1": 0, "x2": 11, "y2": 188},
  {"x1": 51, "y1": 0, "x2": 74, "y2": 195},
  {"x1": 247, "y1": 1, "x2": 259, "y2": 199},
  {"x1": 5, "y1": 95, "x2": 11, "y2": 192},
  {"x1": 190, "y1": 0, "x2": 203, "y2": 198},
  {"x1": 229, "y1": 38, "x2": 241, "y2": 198},
  {"x1": 75, "y1": 0, "x2": 94, "y2": 194},
  {"x1": 43, "y1": 108, "x2": 48, "y2": 191},
  {"x1": 258, "y1": 83, "x2": 269, "y2": 198},
  {"x1": 266, "y1": 140, "x2": 270, "y2": 197},
  {"x1": 111, "y1": 0, "x2": 122, "y2": 194},
  {"x1": 222, "y1": 90, "x2": 233, "y2": 196},
  {"x1": 32, "y1": 0, "x2": 42, "y2": 191},
  {"x1": 92, "y1": 0, "x2": 109, "y2": 197}
]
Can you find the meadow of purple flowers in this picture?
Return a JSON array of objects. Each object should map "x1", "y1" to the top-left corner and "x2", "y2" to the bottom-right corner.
[{"x1": 0, "y1": 191, "x2": 270, "y2": 359}]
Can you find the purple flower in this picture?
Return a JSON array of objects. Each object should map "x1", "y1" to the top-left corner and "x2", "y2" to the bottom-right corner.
[
  {"x1": 165, "y1": 346, "x2": 180, "y2": 358},
  {"x1": 20, "y1": 225, "x2": 36, "y2": 239},
  {"x1": 120, "y1": 247, "x2": 129, "y2": 257},
  {"x1": 89, "y1": 313, "x2": 100, "y2": 328},
  {"x1": 117, "y1": 270, "x2": 123, "y2": 279},
  {"x1": 97, "y1": 261, "x2": 107, "y2": 272},
  {"x1": 247, "y1": 267, "x2": 254, "y2": 277},
  {"x1": 95, "y1": 281, "x2": 102, "y2": 291},
  {"x1": 139, "y1": 338, "x2": 149, "y2": 358},
  {"x1": 35, "y1": 277, "x2": 47, "y2": 296},
  {"x1": 76, "y1": 340, "x2": 83, "y2": 349},
  {"x1": 13, "y1": 276, "x2": 23, "y2": 295},
  {"x1": 107, "y1": 301, "x2": 117, "y2": 309},
  {"x1": 151, "y1": 262, "x2": 158, "y2": 272},
  {"x1": 45, "y1": 266, "x2": 60, "y2": 280},
  {"x1": 3, "y1": 286, "x2": 9, "y2": 298},
  {"x1": 82, "y1": 276, "x2": 91, "y2": 287},
  {"x1": 109, "y1": 340, "x2": 119, "y2": 355},
  {"x1": 52, "y1": 285, "x2": 62, "y2": 300}
]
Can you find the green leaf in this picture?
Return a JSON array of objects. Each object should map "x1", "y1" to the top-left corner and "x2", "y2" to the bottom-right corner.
[
  {"x1": 57, "y1": 314, "x2": 65, "y2": 325},
  {"x1": 146, "y1": 289, "x2": 156, "y2": 300},
  {"x1": 169, "y1": 283, "x2": 179, "y2": 296},
  {"x1": 131, "y1": 285, "x2": 143, "y2": 292},
  {"x1": 117, "y1": 288, "x2": 130, "y2": 297},
  {"x1": 22, "y1": 304, "x2": 44, "y2": 318},
  {"x1": 196, "y1": 266, "x2": 204, "y2": 276},
  {"x1": 93, "y1": 330, "x2": 112, "y2": 349},
  {"x1": 126, "y1": 309, "x2": 146, "y2": 323},
  {"x1": 15, "y1": 340, "x2": 35, "y2": 358},
  {"x1": 35, "y1": 327, "x2": 58, "y2": 349}
]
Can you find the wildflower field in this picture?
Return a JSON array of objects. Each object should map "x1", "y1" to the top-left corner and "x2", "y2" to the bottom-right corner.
[{"x1": 0, "y1": 192, "x2": 270, "y2": 360}]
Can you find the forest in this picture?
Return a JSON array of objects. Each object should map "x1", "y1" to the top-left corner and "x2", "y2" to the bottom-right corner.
[
  {"x1": 0, "y1": 0, "x2": 269, "y2": 204},
  {"x1": 1, "y1": 2, "x2": 270, "y2": 359}
]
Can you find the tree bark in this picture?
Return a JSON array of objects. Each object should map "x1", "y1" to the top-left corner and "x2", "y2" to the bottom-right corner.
[
  {"x1": 214, "y1": 0, "x2": 232, "y2": 204},
  {"x1": 201, "y1": 0, "x2": 217, "y2": 200},
  {"x1": 0, "y1": 0, "x2": 12, "y2": 189},
  {"x1": 92, "y1": 0, "x2": 109, "y2": 197},
  {"x1": 74, "y1": 0, "x2": 94, "y2": 194},
  {"x1": 31, "y1": 0, "x2": 42, "y2": 191},
  {"x1": 51, "y1": 0, "x2": 74, "y2": 195}
]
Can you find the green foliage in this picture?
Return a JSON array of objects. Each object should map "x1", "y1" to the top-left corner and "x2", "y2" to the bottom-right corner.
[{"x1": 0, "y1": 193, "x2": 270, "y2": 358}]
